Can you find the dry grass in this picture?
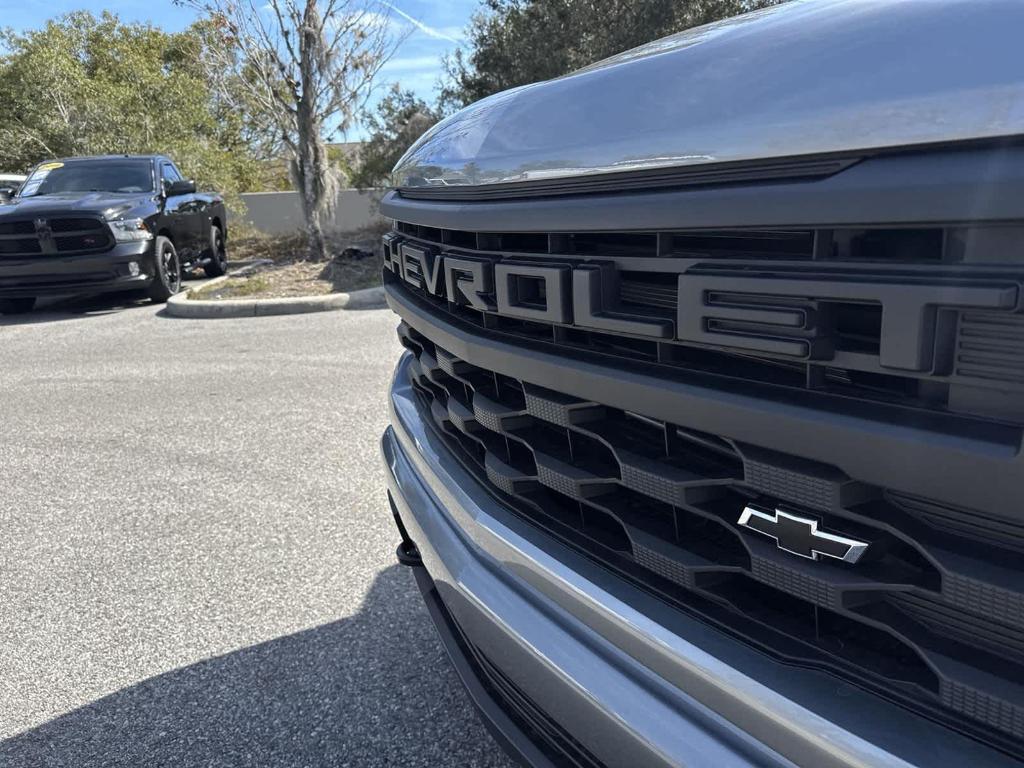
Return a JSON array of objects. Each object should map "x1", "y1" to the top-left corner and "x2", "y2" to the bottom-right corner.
[
  {"x1": 191, "y1": 224, "x2": 387, "y2": 301},
  {"x1": 230, "y1": 220, "x2": 390, "y2": 264}
]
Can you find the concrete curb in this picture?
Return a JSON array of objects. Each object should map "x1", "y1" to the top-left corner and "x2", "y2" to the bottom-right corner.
[{"x1": 165, "y1": 281, "x2": 386, "y2": 319}]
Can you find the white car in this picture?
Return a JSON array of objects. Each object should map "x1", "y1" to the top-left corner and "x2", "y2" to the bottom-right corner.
[{"x1": 0, "y1": 173, "x2": 26, "y2": 199}]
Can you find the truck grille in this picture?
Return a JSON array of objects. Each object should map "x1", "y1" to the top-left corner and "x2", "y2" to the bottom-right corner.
[
  {"x1": 0, "y1": 216, "x2": 113, "y2": 258},
  {"x1": 384, "y1": 212, "x2": 1024, "y2": 757},
  {"x1": 398, "y1": 324, "x2": 1024, "y2": 755},
  {"x1": 384, "y1": 222, "x2": 1024, "y2": 425}
]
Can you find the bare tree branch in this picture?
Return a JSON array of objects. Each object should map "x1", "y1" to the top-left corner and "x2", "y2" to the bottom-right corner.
[{"x1": 177, "y1": 0, "x2": 401, "y2": 258}]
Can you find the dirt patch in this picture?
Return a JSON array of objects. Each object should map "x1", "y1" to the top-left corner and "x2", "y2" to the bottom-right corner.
[{"x1": 191, "y1": 225, "x2": 386, "y2": 301}]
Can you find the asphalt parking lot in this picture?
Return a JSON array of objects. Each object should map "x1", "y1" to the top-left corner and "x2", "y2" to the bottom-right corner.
[{"x1": 0, "y1": 292, "x2": 513, "y2": 767}]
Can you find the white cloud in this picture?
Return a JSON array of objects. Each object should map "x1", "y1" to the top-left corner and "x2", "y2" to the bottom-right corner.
[
  {"x1": 428, "y1": 25, "x2": 465, "y2": 40},
  {"x1": 350, "y1": 10, "x2": 404, "y2": 33},
  {"x1": 381, "y1": 2, "x2": 463, "y2": 43},
  {"x1": 381, "y1": 54, "x2": 443, "y2": 73},
  {"x1": 316, "y1": 4, "x2": 466, "y2": 48},
  {"x1": 383, "y1": 70, "x2": 439, "y2": 92}
]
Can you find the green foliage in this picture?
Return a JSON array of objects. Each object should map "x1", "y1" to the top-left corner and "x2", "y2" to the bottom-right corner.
[
  {"x1": 439, "y1": 0, "x2": 788, "y2": 110},
  {"x1": 0, "y1": 11, "x2": 263, "y2": 201},
  {"x1": 350, "y1": 84, "x2": 442, "y2": 188}
]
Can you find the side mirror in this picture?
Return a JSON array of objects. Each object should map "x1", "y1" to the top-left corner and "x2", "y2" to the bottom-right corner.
[
  {"x1": 0, "y1": 188, "x2": 14, "y2": 203},
  {"x1": 165, "y1": 179, "x2": 197, "y2": 196}
]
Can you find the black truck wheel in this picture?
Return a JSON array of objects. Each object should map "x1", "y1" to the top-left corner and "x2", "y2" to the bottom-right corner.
[
  {"x1": 147, "y1": 236, "x2": 182, "y2": 304},
  {"x1": 0, "y1": 297, "x2": 35, "y2": 315},
  {"x1": 203, "y1": 225, "x2": 228, "y2": 277}
]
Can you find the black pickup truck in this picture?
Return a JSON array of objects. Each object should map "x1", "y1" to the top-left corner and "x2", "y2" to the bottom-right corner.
[{"x1": 0, "y1": 155, "x2": 228, "y2": 314}]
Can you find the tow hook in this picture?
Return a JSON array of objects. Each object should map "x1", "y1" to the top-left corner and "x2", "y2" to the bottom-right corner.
[
  {"x1": 396, "y1": 540, "x2": 423, "y2": 567},
  {"x1": 389, "y1": 492, "x2": 423, "y2": 567}
]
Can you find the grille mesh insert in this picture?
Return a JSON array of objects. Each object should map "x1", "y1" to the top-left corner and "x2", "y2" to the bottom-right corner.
[
  {"x1": 0, "y1": 216, "x2": 112, "y2": 258},
  {"x1": 398, "y1": 322, "x2": 1024, "y2": 755}
]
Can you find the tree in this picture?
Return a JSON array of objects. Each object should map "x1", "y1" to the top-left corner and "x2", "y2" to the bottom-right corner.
[
  {"x1": 0, "y1": 12, "x2": 263, "y2": 200},
  {"x1": 178, "y1": 0, "x2": 401, "y2": 259},
  {"x1": 440, "y1": 0, "x2": 788, "y2": 110},
  {"x1": 349, "y1": 84, "x2": 441, "y2": 188}
]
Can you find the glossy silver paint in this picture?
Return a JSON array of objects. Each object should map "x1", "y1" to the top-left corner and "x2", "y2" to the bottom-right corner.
[
  {"x1": 392, "y1": 0, "x2": 1024, "y2": 189},
  {"x1": 382, "y1": 354, "x2": 1017, "y2": 768}
]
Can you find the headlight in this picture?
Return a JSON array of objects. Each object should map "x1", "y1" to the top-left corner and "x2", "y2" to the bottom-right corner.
[{"x1": 108, "y1": 218, "x2": 153, "y2": 242}]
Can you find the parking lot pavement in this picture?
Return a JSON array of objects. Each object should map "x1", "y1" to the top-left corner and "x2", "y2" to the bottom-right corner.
[{"x1": 0, "y1": 299, "x2": 514, "y2": 767}]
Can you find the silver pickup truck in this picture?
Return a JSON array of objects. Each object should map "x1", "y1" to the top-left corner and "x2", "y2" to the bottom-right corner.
[{"x1": 382, "y1": 1, "x2": 1024, "y2": 765}]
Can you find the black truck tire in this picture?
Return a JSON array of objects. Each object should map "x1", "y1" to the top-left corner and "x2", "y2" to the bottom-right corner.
[
  {"x1": 147, "y1": 236, "x2": 182, "y2": 304},
  {"x1": 203, "y1": 225, "x2": 228, "y2": 278}
]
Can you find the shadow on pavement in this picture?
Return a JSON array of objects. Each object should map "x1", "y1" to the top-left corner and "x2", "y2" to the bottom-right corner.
[
  {"x1": 0, "y1": 293, "x2": 148, "y2": 326},
  {"x1": 0, "y1": 565, "x2": 504, "y2": 768},
  {"x1": 0, "y1": 278, "x2": 210, "y2": 326}
]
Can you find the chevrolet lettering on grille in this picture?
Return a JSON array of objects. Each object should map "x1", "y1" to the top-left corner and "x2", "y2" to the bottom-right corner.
[{"x1": 383, "y1": 233, "x2": 1020, "y2": 373}]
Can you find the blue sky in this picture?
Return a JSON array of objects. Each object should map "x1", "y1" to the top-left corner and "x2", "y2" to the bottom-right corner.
[{"x1": 0, "y1": 0, "x2": 477, "y2": 139}]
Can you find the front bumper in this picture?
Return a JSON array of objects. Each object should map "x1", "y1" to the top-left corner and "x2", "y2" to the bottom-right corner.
[
  {"x1": 0, "y1": 241, "x2": 155, "y2": 298},
  {"x1": 382, "y1": 354, "x2": 1016, "y2": 768}
]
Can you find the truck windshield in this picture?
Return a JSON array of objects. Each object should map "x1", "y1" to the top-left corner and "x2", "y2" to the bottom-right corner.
[{"x1": 19, "y1": 160, "x2": 154, "y2": 197}]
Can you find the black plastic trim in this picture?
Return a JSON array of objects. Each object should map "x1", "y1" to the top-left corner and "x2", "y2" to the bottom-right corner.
[
  {"x1": 398, "y1": 155, "x2": 860, "y2": 201},
  {"x1": 410, "y1": 563, "x2": 563, "y2": 768},
  {"x1": 0, "y1": 274, "x2": 152, "y2": 299},
  {"x1": 386, "y1": 282, "x2": 1024, "y2": 524},
  {"x1": 383, "y1": 146, "x2": 1024, "y2": 232}
]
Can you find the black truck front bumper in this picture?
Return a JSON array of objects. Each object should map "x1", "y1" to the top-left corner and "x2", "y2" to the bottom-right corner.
[{"x1": 0, "y1": 241, "x2": 157, "y2": 299}]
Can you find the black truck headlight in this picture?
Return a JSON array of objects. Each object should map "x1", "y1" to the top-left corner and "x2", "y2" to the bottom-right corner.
[{"x1": 109, "y1": 218, "x2": 153, "y2": 243}]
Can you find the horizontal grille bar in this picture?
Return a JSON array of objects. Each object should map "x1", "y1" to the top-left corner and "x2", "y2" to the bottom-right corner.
[{"x1": 384, "y1": 220, "x2": 1024, "y2": 427}]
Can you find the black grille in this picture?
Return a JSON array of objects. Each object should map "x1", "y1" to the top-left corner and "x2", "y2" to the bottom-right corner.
[
  {"x1": 398, "y1": 323, "x2": 1024, "y2": 756},
  {"x1": 47, "y1": 217, "x2": 101, "y2": 233},
  {"x1": 0, "y1": 237, "x2": 42, "y2": 256},
  {"x1": 0, "y1": 216, "x2": 113, "y2": 258},
  {"x1": 384, "y1": 222, "x2": 1024, "y2": 425},
  {"x1": 0, "y1": 220, "x2": 36, "y2": 236}
]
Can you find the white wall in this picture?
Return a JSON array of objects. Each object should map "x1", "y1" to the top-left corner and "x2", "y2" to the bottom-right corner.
[{"x1": 238, "y1": 189, "x2": 385, "y2": 234}]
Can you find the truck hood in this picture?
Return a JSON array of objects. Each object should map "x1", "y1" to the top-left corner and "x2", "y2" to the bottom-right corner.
[
  {"x1": 0, "y1": 192, "x2": 152, "y2": 219},
  {"x1": 393, "y1": 0, "x2": 1024, "y2": 190}
]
